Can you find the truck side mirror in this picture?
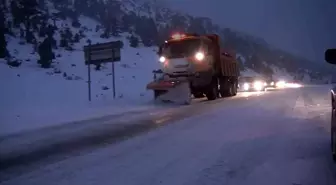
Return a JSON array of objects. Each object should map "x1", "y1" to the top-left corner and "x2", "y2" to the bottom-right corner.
[{"x1": 325, "y1": 49, "x2": 336, "y2": 64}]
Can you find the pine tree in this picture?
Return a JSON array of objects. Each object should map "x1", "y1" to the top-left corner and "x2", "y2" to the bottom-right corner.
[
  {"x1": 111, "y1": 17, "x2": 120, "y2": 36},
  {"x1": 135, "y1": 17, "x2": 158, "y2": 47},
  {"x1": 59, "y1": 33, "x2": 68, "y2": 48},
  {"x1": 121, "y1": 14, "x2": 131, "y2": 32},
  {"x1": 0, "y1": 8, "x2": 9, "y2": 58},
  {"x1": 187, "y1": 17, "x2": 207, "y2": 34},
  {"x1": 38, "y1": 37, "x2": 53, "y2": 68},
  {"x1": 95, "y1": 25, "x2": 100, "y2": 32},
  {"x1": 72, "y1": 18, "x2": 81, "y2": 28},
  {"x1": 13, "y1": 0, "x2": 39, "y2": 43},
  {"x1": 170, "y1": 14, "x2": 186, "y2": 31},
  {"x1": 73, "y1": 33, "x2": 80, "y2": 43},
  {"x1": 25, "y1": 30, "x2": 35, "y2": 43},
  {"x1": 5, "y1": 20, "x2": 12, "y2": 34},
  {"x1": 20, "y1": 28, "x2": 24, "y2": 38},
  {"x1": 39, "y1": 22, "x2": 47, "y2": 37},
  {"x1": 129, "y1": 35, "x2": 139, "y2": 48},
  {"x1": 10, "y1": 1, "x2": 21, "y2": 26},
  {"x1": 101, "y1": 15, "x2": 111, "y2": 38},
  {"x1": 18, "y1": 0, "x2": 39, "y2": 25}
]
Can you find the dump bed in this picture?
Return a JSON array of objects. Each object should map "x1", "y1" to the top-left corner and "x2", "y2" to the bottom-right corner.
[
  {"x1": 204, "y1": 34, "x2": 239, "y2": 77},
  {"x1": 219, "y1": 49, "x2": 239, "y2": 77}
]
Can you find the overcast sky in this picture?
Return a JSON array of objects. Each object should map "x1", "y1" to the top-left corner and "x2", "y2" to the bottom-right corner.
[{"x1": 163, "y1": 0, "x2": 336, "y2": 62}]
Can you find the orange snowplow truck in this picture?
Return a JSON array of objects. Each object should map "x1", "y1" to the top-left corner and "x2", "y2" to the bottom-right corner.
[{"x1": 147, "y1": 33, "x2": 239, "y2": 101}]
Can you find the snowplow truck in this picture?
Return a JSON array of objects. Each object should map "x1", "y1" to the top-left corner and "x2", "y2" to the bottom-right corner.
[{"x1": 146, "y1": 33, "x2": 239, "y2": 104}]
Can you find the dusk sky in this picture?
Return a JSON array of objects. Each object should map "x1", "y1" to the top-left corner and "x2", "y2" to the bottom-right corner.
[{"x1": 164, "y1": 0, "x2": 336, "y2": 62}]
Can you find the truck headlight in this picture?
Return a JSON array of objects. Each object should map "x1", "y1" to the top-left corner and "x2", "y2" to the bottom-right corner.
[
  {"x1": 195, "y1": 52, "x2": 204, "y2": 61},
  {"x1": 159, "y1": 56, "x2": 166, "y2": 63}
]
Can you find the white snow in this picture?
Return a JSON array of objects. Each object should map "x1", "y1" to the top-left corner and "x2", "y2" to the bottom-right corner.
[
  {"x1": 1, "y1": 85, "x2": 335, "y2": 185},
  {"x1": 0, "y1": 15, "x2": 163, "y2": 137},
  {"x1": 269, "y1": 65, "x2": 294, "y2": 81},
  {"x1": 240, "y1": 68, "x2": 260, "y2": 77}
]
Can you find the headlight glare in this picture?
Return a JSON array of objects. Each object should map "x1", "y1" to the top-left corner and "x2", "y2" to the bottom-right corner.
[
  {"x1": 195, "y1": 52, "x2": 204, "y2": 61},
  {"x1": 159, "y1": 56, "x2": 166, "y2": 63}
]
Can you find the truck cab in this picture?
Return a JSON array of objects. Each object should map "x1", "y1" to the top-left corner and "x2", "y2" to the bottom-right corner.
[
  {"x1": 149, "y1": 33, "x2": 239, "y2": 101},
  {"x1": 158, "y1": 33, "x2": 215, "y2": 78}
]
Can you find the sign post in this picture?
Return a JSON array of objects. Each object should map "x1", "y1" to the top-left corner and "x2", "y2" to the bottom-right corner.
[
  {"x1": 87, "y1": 40, "x2": 92, "y2": 101},
  {"x1": 88, "y1": 60, "x2": 91, "y2": 101},
  {"x1": 112, "y1": 61, "x2": 116, "y2": 98},
  {"x1": 84, "y1": 41, "x2": 121, "y2": 101}
]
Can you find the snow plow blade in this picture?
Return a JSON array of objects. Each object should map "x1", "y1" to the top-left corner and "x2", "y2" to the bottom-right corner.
[{"x1": 146, "y1": 80, "x2": 191, "y2": 105}]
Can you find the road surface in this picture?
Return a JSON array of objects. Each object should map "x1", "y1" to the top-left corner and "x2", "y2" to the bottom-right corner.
[{"x1": 1, "y1": 85, "x2": 336, "y2": 185}]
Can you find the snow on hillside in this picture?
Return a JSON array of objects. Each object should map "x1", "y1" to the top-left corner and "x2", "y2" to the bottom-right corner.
[
  {"x1": 0, "y1": 15, "x2": 164, "y2": 137},
  {"x1": 240, "y1": 69, "x2": 260, "y2": 77},
  {"x1": 269, "y1": 65, "x2": 294, "y2": 81}
]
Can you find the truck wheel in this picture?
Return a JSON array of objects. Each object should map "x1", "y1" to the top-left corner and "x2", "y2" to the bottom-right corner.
[
  {"x1": 193, "y1": 92, "x2": 204, "y2": 98},
  {"x1": 205, "y1": 80, "x2": 218, "y2": 100},
  {"x1": 206, "y1": 87, "x2": 217, "y2": 100},
  {"x1": 228, "y1": 84, "x2": 234, "y2": 96},
  {"x1": 222, "y1": 83, "x2": 234, "y2": 97},
  {"x1": 232, "y1": 83, "x2": 237, "y2": 96},
  {"x1": 219, "y1": 78, "x2": 229, "y2": 97}
]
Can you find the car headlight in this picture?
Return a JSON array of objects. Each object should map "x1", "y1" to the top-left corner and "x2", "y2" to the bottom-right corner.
[
  {"x1": 253, "y1": 81, "x2": 263, "y2": 90},
  {"x1": 159, "y1": 56, "x2": 166, "y2": 63},
  {"x1": 195, "y1": 52, "x2": 204, "y2": 61},
  {"x1": 243, "y1": 83, "x2": 249, "y2": 90},
  {"x1": 276, "y1": 80, "x2": 286, "y2": 87}
]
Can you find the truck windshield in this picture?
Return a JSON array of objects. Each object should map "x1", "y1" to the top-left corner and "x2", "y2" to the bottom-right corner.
[{"x1": 163, "y1": 39, "x2": 201, "y2": 58}]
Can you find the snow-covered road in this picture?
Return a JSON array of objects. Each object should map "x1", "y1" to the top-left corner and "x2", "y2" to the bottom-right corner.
[{"x1": 1, "y1": 85, "x2": 336, "y2": 185}]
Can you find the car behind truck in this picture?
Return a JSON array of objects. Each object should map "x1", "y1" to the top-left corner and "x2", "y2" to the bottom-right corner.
[
  {"x1": 147, "y1": 33, "x2": 239, "y2": 104},
  {"x1": 239, "y1": 76, "x2": 267, "y2": 92}
]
